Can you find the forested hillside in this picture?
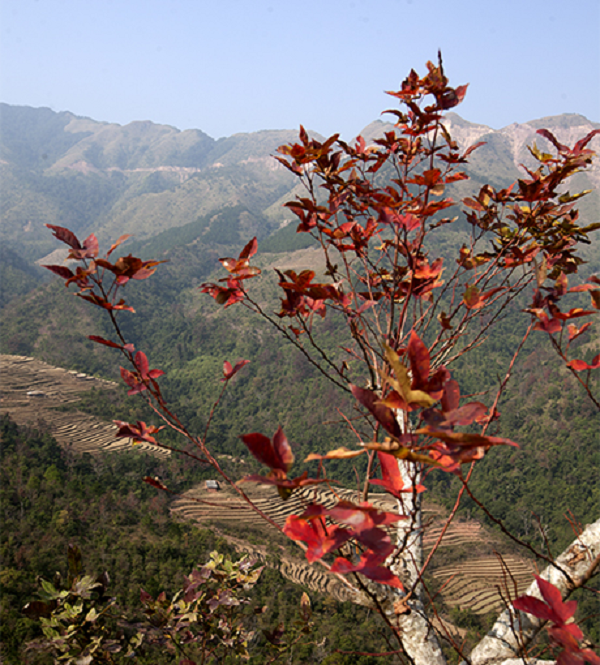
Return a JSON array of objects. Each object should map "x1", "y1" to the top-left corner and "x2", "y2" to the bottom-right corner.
[
  {"x1": 1, "y1": 102, "x2": 599, "y2": 663},
  {"x1": 1, "y1": 415, "x2": 399, "y2": 664}
]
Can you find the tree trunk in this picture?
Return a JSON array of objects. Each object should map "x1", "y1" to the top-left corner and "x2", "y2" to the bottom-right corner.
[{"x1": 465, "y1": 517, "x2": 600, "y2": 665}]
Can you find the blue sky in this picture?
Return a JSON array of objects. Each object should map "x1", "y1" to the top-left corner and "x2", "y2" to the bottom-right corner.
[{"x1": 1, "y1": 0, "x2": 599, "y2": 139}]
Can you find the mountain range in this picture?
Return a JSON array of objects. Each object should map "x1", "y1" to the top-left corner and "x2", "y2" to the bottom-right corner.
[{"x1": 1, "y1": 103, "x2": 598, "y2": 273}]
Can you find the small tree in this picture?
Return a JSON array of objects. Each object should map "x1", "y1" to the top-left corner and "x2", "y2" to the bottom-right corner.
[{"x1": 43, "y1": 56, "x2": 600, "y2": 664}]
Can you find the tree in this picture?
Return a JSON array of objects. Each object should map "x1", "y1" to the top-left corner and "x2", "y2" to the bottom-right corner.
[{"x1": 43, "y1": 55, "x2": 600, "y2": 664}]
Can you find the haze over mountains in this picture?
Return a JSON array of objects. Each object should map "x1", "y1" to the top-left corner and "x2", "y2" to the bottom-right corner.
[{"x1": 1, "y1": 103, "x2": 598, "y2": 274}]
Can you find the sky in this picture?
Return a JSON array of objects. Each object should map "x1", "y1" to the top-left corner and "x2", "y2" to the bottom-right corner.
[{"x1": 1, "y1": 0, "x2": 599, "y2": 140}]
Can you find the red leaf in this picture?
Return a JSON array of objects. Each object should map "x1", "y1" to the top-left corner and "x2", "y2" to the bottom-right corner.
[
  {"x1": 88, "y1": 335, "x2": 129, "y2": 350},
  {"x1": 45, "y1": 224, "x2": 81, "y2": 249},
  {"x1": 107, "y1": 234, "x2": 132, "y2": 257},
  {"x1": 418, "y1": 428, "x2": 519, "y2": 449},
  {"x1": 567, "y1": 322, "x2": 592, "y2": 342},
  {"x1": 283, "y1": 515, "x2": 351, "y2": 562},
  {"x1": 42, "y1": 264, "x2": 75, "y2": 280},
  {"x1": 554, "y1": 308, "x2": 594, "y2": 321},
  {"x1": 68, "y1": 233, "x2": 99, "y2": 260},
  {"x1": 242, "y1": 470, "x2": 329, "y2": 500},
  {"x1": 135, "y1": 351, "x2": 150, "y2": 377},
  {"x1": 408, "y1": 330, "x2": 431, "y2": 389},
  {"x1": 537, "y1": 128, "x2": 569, "y2": 153},
  {"x1": 240, "y1": 426, "x2": 294, "y2": 473},
  {"x1": 273, "y1": 426, "x2": 294, "y2": 471},
  {"x1": 331, "y1": 551, "x2": 404, "y2": 588},
  {"x1": 116, "y1": 421, "x2": 163, "y2": 445},
  {"x1": 120, "y1": 367, "x2": 146, "y2": 395},
  {"x1": 221, "y1": 359, "x2": 250, "y2": 382},
  {"x1": 572, "y1": 128, "x2": 600, "y2": 154},
  {"x1": 537, "y1": 576, "x2": 578, "y2": 624},
  {"x1": 439, "y1": 402, "x2": 489, "y2": 428},
  {"x1": 370, "y1": 451, "x2": 426, "y2": 497},
  {"x1": 239, "y1": 236, "x2": 258, "y2": 260},
  {"x1": 530, "y1": 309, "x2": 562, "y2": 334},
  {"x1": 351, "y1": 385, "x2": 402, "y2": 438},
  {"x1": 302, "y1": 500, "x2": 405, "y2": 533},
  {"x1": 441, "y1": 379, "x2": 460, "y2": 412},
  {"x1": 143, "y1": 475, "x2": 168, "y2": 490},
  {"x1": 77, "y1": 293, "x2": 135, "y2": 313},
  {"x1": 513, "y1": 595, "x2": 557, "y2": 623},
  {"x1": 567, "y1": 355, "x2": 600, "y2": 371}
]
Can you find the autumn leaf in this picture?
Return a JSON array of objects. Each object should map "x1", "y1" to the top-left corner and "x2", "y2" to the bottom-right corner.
[
  {"x1": 283, "y1": 514, "x2": 351, "y2": 562},
  {"x1": 240, "y1": 470, "x2": 330, "y2": 500},
  {"x1": 221, "y1": 359, "x2": 250, "y2": 382},
  {"x1": 305, "y1": 447, "x2": 366, "y2": 462},
  {"x1": 45, "y1": 224, "x2": 81, "y2": 250},
  {"x1": 351, "y1": 384, "x2": 403, "y2": 436},
  {"x1": 417, "y1": 427, "x2": 519, "y2": 450},
  {"x1": 362, "y1": 439, "x2": 443, "y2": 467},
  {"x1": 42, "y1": 264, "x2": 75, "y2": 280},
  {"x1": 567, "y1": 355, "x2": 600, "y2": 372},
  {"x1": 88, "y1": 335, "x2": 135, "y2": 352},
  {"x1": 107, "y1": 234, "x2": 132, "y2": 257},
  {"x1": 370, "y1": 451, "x2": 426, "y2": 496},
  {"x1": 382, "y1": 343, "x2": 436, "y2": 408},
  {"x1": 143, "y1": 475, "x2": 169, "y2": 491},
  {"x1": 115, "y1": 420, "x2": 164, "y2": 445},
  {"x1": 240, "y1": 426, "x2": 294, "y2": 473},
  {"x1": 331, "y1": 551, "x2": 404, "y2": 589}
]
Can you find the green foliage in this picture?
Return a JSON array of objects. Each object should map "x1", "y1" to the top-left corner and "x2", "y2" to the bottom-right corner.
[
  {"x1": 0, "y1": 416, "x2": 403, "y2": 663},
  {"x1": 25, "y1": 547, "x2": 265, "y2": 664},
  {"x1": 0, "y1": 245, "x2": 47, "y2": 310},
  {"x1": 0, "y1": 414, "x2": 220, "y2": 661},
  {"x1": 259, "y1": 222, "x2": 319, "y2": 253}
]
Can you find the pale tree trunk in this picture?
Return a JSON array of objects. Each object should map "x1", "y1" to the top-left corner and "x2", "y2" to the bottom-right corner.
[
  {"x1": 465, "y1": 517, "x2": 600, "y2": 665},
  {"x1": 385, "y1": 409, "x2": 448, "y2": 664},
  {"x1": 362, "y1": 517, "x2": 600, "y2": 665},
  {"x1": 354, "y1": 403, "x2": 600, "y2": 665},
  {"x1": 389, "y1": 458, "x2": 450, "y2": 665}
]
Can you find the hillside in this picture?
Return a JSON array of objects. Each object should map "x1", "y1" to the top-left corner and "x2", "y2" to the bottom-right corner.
[{"x1": 0, "y1": 353, "x2": 539, "y2": 618}]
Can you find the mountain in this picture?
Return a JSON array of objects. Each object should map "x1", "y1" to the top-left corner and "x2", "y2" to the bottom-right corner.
[
  {"x1": 361, "y1": 112, "x2": 600, "y2": 201},
  {"x1": 0, "y1": 104, "x2": 306, "y2": 264},
  {"x1": 1, "y1": 104, "x2": 598, "y2": 270}
]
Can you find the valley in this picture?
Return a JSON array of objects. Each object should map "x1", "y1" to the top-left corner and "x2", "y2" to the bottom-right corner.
[{"x1": 0, "y1": 352, "x2": 537, "y2": 620}]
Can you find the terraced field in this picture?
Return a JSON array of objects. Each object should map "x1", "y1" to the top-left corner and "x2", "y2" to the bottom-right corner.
[
  {"x1": 432, "y1": 554, "x2": 535, "y2": 615},
  {"x1": 171, "y1": 482, "x2": 536, "y2": 617},
  {"x1": 0, "y1": 354, "x2": 169, "y2": 457},
  {"x1": 1, "y1": 353, "x2": 536, "y2": 621}
]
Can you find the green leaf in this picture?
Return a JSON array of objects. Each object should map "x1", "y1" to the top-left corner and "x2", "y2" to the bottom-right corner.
[
  {"x1": 85, "y1": 607, "x2": 99, "y2": 623},
  {"x1": 40, "y1": 578, "x2": 58, "y2": 599},
  {"x1": 558, "y1": 189, "x2": 591, "y2": 203}
]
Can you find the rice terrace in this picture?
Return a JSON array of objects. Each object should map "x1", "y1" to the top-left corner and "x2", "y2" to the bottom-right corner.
[{"x1": 0, "y1": 353, "x2": 537, "y2": 624}]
